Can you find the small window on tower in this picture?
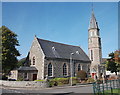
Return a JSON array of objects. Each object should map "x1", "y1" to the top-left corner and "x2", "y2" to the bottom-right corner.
[
  {"x1": 33, "y1": 57, "x2": 35, "y2": 65},
  {"x1": 98, "y1": 38, "x2": 101, "y2": 46},
  {"x1": 91, "y1": 50, "x2": 93, "y2": 61}
]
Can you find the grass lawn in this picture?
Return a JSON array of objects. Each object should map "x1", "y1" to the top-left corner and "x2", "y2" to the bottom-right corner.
[{"x1": 104, "y1": 88, "x2": 120, "y2": 95}]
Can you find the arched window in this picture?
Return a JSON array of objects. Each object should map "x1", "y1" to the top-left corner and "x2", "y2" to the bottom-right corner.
[
  {"x1": 48, "y1": 63, "x2": 52, "y2": 76},
  {"x1": 63, "y1": 63, "x2": 67, "y2": 76},
  {"x1": 78, "y1": 64, "x2": 81, "y2": 71},
  {"x1": 33, "y1": 57, "x2": 35, "y2": 65}
]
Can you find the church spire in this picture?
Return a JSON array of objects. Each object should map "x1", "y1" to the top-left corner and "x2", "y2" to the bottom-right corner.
[{"x1": 89, "y1": 9, "x2": 99, "y2": 30}]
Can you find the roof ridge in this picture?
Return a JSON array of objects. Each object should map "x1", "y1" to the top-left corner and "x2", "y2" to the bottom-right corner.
[{"x1": 37, "y1": 37, "x2": 80, "y2": 48}]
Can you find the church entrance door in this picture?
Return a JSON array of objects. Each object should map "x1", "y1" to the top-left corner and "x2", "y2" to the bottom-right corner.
[{"x1": 33, "y1": 74, "x2": 37, "y2": 81}]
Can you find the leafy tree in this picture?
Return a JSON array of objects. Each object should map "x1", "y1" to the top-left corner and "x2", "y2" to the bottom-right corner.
[
  {"x1": 106, "y1": 59, "x2": 118, "y2": 75},
  {"x1": 1, "y1": 26, "x2": 20, "y2": 75},
  {"x1": 114, "y1": 50, "x2": 120, "y2": 71},
  {"x1": 17, "y1": 58, "x2": 26, "y2": 67},
  {"x1": 106, "y1": 51, "x2": 119, "y2": 75}
]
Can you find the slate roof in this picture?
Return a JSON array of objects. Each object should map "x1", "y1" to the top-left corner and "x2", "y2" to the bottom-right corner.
[
  {"x1": 37, "y1": 38, "x2": 90, "y2": 62},
  {"x1": 18, "y1": 66, "x2": 37, "y2": 71},
  {"x1": 89, "y1": 10, "x2": 99, "y2": 29}
]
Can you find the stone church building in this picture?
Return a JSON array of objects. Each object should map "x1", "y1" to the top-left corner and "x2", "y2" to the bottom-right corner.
[
  {"x1": 9, "y1": 10, "x2": 103, "y2": 81},
  {"x1": 9, "y1": 37, "x2": 91, "y2": 81}
]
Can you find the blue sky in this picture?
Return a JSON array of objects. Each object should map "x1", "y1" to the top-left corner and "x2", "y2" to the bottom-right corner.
[{"x1": 2, "y1": 2, "x2": 118, "y2": 59}]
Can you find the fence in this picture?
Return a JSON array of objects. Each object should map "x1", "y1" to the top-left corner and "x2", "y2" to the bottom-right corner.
[{"x1": 93, "y1": 79, "x2": 120, "y2": 95}]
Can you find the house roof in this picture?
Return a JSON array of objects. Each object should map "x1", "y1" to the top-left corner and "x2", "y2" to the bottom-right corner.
[
  {"x1": 18, "y1": 66, "x2": 37, "y2": 71},
  {"x1": 37, "y1": 38, "x2": 90, "y2": 62}
]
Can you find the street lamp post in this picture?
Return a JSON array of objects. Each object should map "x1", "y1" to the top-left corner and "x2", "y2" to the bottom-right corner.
[{"x1": 70, "y1": 53, "x2": 74, "y2": 86}]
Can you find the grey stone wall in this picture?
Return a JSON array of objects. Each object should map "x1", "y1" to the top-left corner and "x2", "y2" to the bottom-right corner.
[
  {"x1": 44, "y1": 59, "x2": 90, "y2": 78},
  {"x1": 29, "y1": 37, "x2": 45, "y2": 80},
  {"x1": 0, "y1": 80, "x2": 48, "y2": 88},
  {"x1": 88, "y1": 28, "x2": 102, "y2": 78},
  {"x1": 18, "y1": 71, "x2": 37, "y2": 81}
]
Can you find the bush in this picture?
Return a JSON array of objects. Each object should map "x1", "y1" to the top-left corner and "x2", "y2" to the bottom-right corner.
[
  {"x1": 52, "y1": 78, "x2": 69, "y2": 84},
  {"x1": 17, "y1": 77, "x2": 24, "y2": 81},
  {"x1": 59, "y1": 78, "x2": 69, "y2": 84},
  {"x1": 86, "y1": 78, "x2": 95, "y2": 83},
  {"x1": 77, "y1": 70, "x2": 87, "y2": 80},
  {"x1": 49, "y1": 80, "x2": 58, "y2": 87},
  {"x1": 49, "y1": 80, "x2": 54, "y2": 87},
  {"x1": 96, "y1": 79, "x2": 102, "y2": 84},
  {"x1": 2, "y1": 75, "x2": 8, "y2": 80}
]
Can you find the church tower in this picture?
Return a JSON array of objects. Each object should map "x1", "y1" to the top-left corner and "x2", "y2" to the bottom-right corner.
[{"x1": 88, "y1": 10, "x2": 102, "y2": 78}]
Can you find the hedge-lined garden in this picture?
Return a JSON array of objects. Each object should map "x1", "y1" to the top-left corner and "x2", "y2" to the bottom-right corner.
[
  {"x1": 48, "y1": 77, "x2": 95, "y2": 87},
  {"x1": 47, "y1": 70, "x2": 95, "y2": 87}
]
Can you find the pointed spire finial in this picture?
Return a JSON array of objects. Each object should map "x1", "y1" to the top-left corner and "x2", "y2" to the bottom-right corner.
[
  {"x1": 35, "y1": 35, "x2": 37, "y2": 38},
  {"x1": 88, "y1": 3, "x2": 99, "y2": 30},
  {"x1": 92, "y1": 3, "x2": 94, "y2": 12}
]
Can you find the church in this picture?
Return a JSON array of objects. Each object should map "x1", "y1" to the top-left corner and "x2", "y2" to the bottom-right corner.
[{"x1": 9, "y1": 10, "x2": 102, "y2": 81}]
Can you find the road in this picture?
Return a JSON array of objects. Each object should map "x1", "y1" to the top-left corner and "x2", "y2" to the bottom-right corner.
[{"x1": 1, "y1": 84, "x2": 93, "y2": 95}]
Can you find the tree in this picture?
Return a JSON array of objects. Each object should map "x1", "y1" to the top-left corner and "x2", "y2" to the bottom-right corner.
[
  {"x1": 106, "y1": 51, "x2": 119, "y2": 75},
  {"x1": 17, "y1": 57, "x2": 26, "y2": 67},
  {"x1": 1, "y1": 26, "x2": 20, "y2": 74},
  {"x1": 77, "y1": 70, "x2": 87, "y2": 80},
  {"x1": 114, "y1": 50, "x2": 120, "y2": 71}
]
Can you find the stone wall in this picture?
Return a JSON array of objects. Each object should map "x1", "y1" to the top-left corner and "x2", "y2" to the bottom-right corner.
[
  {"x1": 29, "y1": 37, "x2": 45, "y2": 80},
  {"x1": 0, "y1": 80, "x2": 48, "y2": 88},
  {"x1": 44, "y1": 59, "x2": 90, "y2": 78}
]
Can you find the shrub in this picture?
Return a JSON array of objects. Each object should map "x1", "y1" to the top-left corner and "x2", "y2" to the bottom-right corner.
[
  {"x1": 87, "y1": 78, "x2": 95, "y2": 83},
  {"x1": 77, "y1": 70, "x2": 87, "y2": 80},
  {"x1": 49, "y1": 80, "x2": 54, "y2": 87},
  {"x1": 2, "y1": 75, "x2": 8, "y2": 80},
  {"x1": 58, "y1": 78, "x2": 69, "y2": 84},
  {"x1": 96, "y1": 79, "x2": 102, "y2": 84},
  {"x1": 49, "y1": 80, "x2": 58, "y2": 87},
  {"x1": 51, "y1": 78, "x2": 69, "y2": 84},
  {"x1": 17, "y1": 77, "x2": 24, "y2": 81}
]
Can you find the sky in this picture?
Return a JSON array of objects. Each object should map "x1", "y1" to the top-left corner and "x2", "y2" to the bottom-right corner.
[{"x1": 2, "y1": 2, "x2": 118, "y2": 59}]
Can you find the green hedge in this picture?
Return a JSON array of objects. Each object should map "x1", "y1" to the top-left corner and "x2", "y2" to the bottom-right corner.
[{"x1": 48, "y1": 77, "x2": 94, "y2": 87}]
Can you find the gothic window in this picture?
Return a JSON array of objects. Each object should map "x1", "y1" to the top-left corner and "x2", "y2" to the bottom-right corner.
[
  {"x1": 33, "y1": 57, "x2": 35, "y2": 65},
  {"x1": 63, "y1": 63, "x2": 67, "y2": 76},
  {"x1": 91, "y1": 50, "x2": 93, "y2": 61},
  {"x1": 48, "y1": 63, "x2": 52, "y2": 76},
  {"x1": 78, "y1": 64, "x2": 81, "y2": 71}
]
